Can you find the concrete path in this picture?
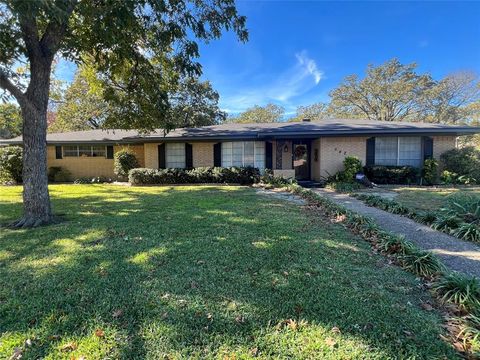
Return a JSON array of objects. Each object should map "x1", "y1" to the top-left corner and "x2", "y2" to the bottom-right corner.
[{"x1": 313, "y1": 188, "x2": 480, "y2": 278}]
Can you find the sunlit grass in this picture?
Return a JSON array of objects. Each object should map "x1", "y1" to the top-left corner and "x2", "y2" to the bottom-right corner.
[{"x1": 0, "y1": 184, "x2": 457, "y2": 359}]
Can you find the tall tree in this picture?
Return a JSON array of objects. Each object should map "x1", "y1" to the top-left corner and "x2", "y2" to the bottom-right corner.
[
  {"x1": 0, "y1": 0, "x2": 247, "y2": 227},
  {"x1": 228, "y1": 103, "x2": 284, "y2": 123},
  {"x1": 49, "y1": 66, "x2": 107, "y2": 132},
  {"x1": 0, "y1": 103, "x2": 21, "y2": 138},
  {"x1": 329, "y1": 59, "x2": 434, "y2": 121},
  {"x1": 420, "y1": 71, "x2": 480, "y2": 124},
  {"x1": 288, "y1": 102, "x2": 330, "y2": 122}
]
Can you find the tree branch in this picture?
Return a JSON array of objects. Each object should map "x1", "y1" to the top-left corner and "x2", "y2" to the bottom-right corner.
[
  {"x1": 0, "y1": 69, "x2": 25, "y2": 102},
  {"x1": 40, "y1": 0, "x2": 78, "y2": 56}
]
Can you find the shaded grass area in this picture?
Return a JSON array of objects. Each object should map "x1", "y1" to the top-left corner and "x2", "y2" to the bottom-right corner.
[
  {"x1": 386, "y1": 186, "x2": 480, "y2": 211},
  {"x1": 0, "y1": 185, "x2": 456, "y2": 359}
]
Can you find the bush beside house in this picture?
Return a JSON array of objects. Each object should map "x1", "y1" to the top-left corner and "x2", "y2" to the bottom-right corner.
[
  {"x1": 129, "y1": 167, "x2": 260, "y2": 185},
  {"x1": 114, "y1": 149, "x2": 140, "y2": 179},
  {"x1": 0, "y1": 146, "x2": 22, "y2": 184},
  {"x1": 440, "y1": 147, "x2": 480, "y2": 184}
]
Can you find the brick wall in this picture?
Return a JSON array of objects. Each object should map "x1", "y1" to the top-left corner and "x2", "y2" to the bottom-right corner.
[
  {"x1": 144, "y1": 143, "x2": 161, "y2": 168},
  {"x1": 47, "y1": 144, "x2": 144, "y2": 179},
  {"x1": 319, "y1": 137, "x2": 368, "y2": 178},
  {"x1": 433, "y1": 136, "x2": 457, "y2": 161},
  {"x1": 192, "y1": 143, "x2": 214, "y2": 167}
]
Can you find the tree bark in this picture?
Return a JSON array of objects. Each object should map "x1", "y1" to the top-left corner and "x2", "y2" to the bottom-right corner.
[{"x1": 12, "y1": 58, "x2": 54, "y2": 228}]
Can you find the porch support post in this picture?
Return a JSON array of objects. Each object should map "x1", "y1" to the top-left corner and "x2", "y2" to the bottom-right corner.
[{"x1": 276, "y1": 140, "x2": 283, "y2": 169}]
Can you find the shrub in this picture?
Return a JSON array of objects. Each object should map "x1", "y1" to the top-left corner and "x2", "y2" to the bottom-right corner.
[
  {"x1": 128, "y1": 167, "x2": 260, "y2": 185},
  {"x1": 434, "y1": 272, "x2": 480, "y2": 311},
  {"x1": 53, "y1": 168, "x2": 72, "y2": 182},
  {"x1": 399, "y1": 247, "x2": 444, "y2": 277},
  {"x1": 422, "y1": 158, "x2": 438, "y2": 185},
  {"x1": 0, "y1": 146, "x2": 22, "y2": 183},
  {"x1": 377, "y1": 234, "x2": 414, "y2": 255},
  {"x1": 114, "y1": 149, "x2": 139, "y2": 178},
  {"x1": 340, "y1": 156, "x2": 363, "y2": 182},
  {"x1": 363, "y1": 165, "x2": 420, "y2": 185},
  {"x1": 327, "y1": 181, "x2": 361, "y2": 193},
  {"x1": 48, "y1": 166, "x2": 62, "y2": 182},
  {"x1": 441, "y1": 146, "x2": 480, "y2": 183},
  {"x1": 260, "y1": 169, "x2": 297, "y2": 187}
]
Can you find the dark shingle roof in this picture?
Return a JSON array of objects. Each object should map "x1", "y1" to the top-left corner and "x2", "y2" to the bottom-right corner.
[{"x1": 2, "y1": 119, "x2": 480, "y2": 145}]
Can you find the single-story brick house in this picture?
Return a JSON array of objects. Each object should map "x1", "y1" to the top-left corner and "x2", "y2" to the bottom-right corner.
[{"x1": 2, "y1": 119, "x2": 479, "y2": 181}]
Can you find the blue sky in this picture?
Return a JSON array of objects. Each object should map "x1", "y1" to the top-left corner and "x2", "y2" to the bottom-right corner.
[{"x1": 57, "y1": 1, "x2": 480, "y2": 116}]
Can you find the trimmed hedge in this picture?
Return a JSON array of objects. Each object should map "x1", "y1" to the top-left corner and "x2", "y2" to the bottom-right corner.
[
  {"x1": 129, "y1": 167, "x2": 260, "y2": 185},
  {"x1": 364, "y1": 165, "x2": 419, "y2": 184}
]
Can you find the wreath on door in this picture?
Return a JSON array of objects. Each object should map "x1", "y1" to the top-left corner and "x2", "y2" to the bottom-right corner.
[{"x1": 294, "y1": 146, "x2": 306, "y2": 158}]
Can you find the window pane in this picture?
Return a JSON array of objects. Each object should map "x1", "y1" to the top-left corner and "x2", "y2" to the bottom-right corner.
[
  {"x1": 63, "y1": 145, "x2": 78, "y2": 157},
  {"x1": 399, "y1": 137, "x2": 422, "y2": 167},
  {"x1": 221, "y1": 142, "x2": 233, "y2": 167},
  {"x1": 244, "y1": 142, "x2": 254, "y2": 167},
  {"x1": 232, "y1": 142, "x2": 243, "y2": 167},
  {"x1": 254, "y1": 141, "x2": 265, "y2": 169},
  {"x1": 166, "y1": 143, "x2": 185, "y2": 168},
  {"x1": 79, "y1": 145, "x2": 92, "y2": 157},
  {"x1": 375, "y1": 137, "x2": 398, "y2": 166},
  {"x1": 92, "y1": 145, "x2": 106, "y2": 157}
]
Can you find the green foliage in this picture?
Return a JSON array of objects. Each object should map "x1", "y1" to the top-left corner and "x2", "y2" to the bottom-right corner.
[
  {"x1": 377, "y1": 234, "x2": 414, "y2": 255},
  {"x1": 327, "y1": 181, "x2": 361, "y2": 193},
  {"x1": 227, "y1": 103, "x2": 284, "y2": 123},
  {"x1": 399, "y1": 247, "x2": 444, "y2": 277},
  {"x1": 453, "y1": 223, "x2": 480, "y2": 243},
  {"x1": 114, "y1": 149, "x2": 139, "y2": 178},
  {"x1": 0, "y1": 146, "x2": 22, "y2": 183},
  {"x1": 167, "y1": 77, "x2": 226, "y2": 127},
  {"x1": 329, "y1": 59, "x2": 433, "y2": 122},
  {"x1": 0, "y1": 104, "x2": 22, "y2": 139},
  {"x1": 129, "y1": 167, "x2": 260, "y2": 185},
  {"x1": 434, "y1": 272, "x2": 480, "y2": 311},
  {"x1": 53, "y1": 168, "x2": 72, "y2": 182},
  {"x1": 260, "y1": 169, "x2": 297, "y2": 187},
  {"x1": 329, "y1": 156, "x2": 363, "y2": 183},
  {"x1": 422, "y1": 158, "x2": 438, "y2": 185},
  {"x1": 364, "y1": 165, "x2": 419, "y2": 185},
  {"x1": 329, "y1": 59, "x2": 480, "y2": 123},
  {"x1": 441, "y1": 147, "x2": 480, "y2": 184},
  {"x1": 415, "y1": 211, "x2": 437, "y2": 225},
  {"x1": 49, "y1": 66, "x2": 108, "y2": 132},
  {"x1": 47, "y1": 167, "x2": 62, "y2": 182}
]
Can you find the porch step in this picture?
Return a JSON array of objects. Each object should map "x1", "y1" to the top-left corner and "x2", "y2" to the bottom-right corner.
[{"x1": 297, "y1": 180, "x2": 325, "y2": 188}]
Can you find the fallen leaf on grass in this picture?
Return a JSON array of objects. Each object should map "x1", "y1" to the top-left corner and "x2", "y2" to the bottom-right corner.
[
  {"x1": 9, "y1": 347, "x2": 23, "y2": 360},
  {"x1": 421, "y1": 303, "x2": 433, "y2": 311},
  {"x1": 94, "y1": 329, "x2": 105, "y2": 338},
  {"x1": 331, "y1": 326, "x2": 341, "y2": 334},
  {"x1": 325, "y1": 337, "x2": 338, "y2": 348},
  {"x1": 235, "y1": 315, "x2": 245, "y2": 324},
  {"x1": 112, "y1": 309, "x2": 123, "y2": 318},
  {"x1": 61, "y1": 342, "x2": 78, "y2": 352},
  {"x1": 250, "y1": 347, "x2": 259, "y2": 357}
]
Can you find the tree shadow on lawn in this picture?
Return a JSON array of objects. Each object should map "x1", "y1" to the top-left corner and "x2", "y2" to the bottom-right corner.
[{"x1": 0, "y1": 185, "x2": 457, "y2": 359}]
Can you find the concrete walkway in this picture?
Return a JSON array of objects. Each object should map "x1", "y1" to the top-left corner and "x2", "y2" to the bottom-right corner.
[{"x1": 313, "y1": 188, "x2": 480, "y2": 278}]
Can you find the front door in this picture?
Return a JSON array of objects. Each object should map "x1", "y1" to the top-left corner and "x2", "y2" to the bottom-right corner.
[{"x1": 293, "y1": 142, "x2": 309, "y2": 180}]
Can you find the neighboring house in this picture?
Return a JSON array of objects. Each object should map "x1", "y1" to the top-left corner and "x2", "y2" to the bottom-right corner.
[{"x1": 2, "y1": 119, "x2": 479, "y2": 181}]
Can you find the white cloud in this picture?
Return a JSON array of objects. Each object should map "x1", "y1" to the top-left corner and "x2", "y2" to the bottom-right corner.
[{"x1": 220, "y1": 50, "x2": 324, "y2": 113}]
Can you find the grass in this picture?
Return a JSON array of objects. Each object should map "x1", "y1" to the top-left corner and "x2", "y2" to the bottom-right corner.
[
  {"x1": 0, "y1": 184, "x2": 458, "y2": 359},
  {"x1": 384, "y1": 186, "x2": 480, "y2": 212}
]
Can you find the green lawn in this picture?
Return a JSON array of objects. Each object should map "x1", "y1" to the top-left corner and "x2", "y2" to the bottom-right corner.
[
  {"x1": 0, "y1": 185, "x2": 456, "y2": 359},
  {"x1": 385, "y1": 186, "x2": 480, "y2": 211}
]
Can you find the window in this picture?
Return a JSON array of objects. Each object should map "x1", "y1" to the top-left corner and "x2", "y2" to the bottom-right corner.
[
  {"x1": 166, "y1": 143, "x2": 185, "y2": 168},
  {"x1": 62, "y1": 145, "x2": 107, "y2": 158},
  {"x1": 374, "y1": 137, "x2": 422, "y2": 167},
  {"x1": 221, "y1": 141, "x2": 265, "y2": 169}
]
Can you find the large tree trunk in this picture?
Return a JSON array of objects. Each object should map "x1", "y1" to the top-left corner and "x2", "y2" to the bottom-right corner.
[{"x1": 12, "y1": 58, "x2": 54, "y2": 228}]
